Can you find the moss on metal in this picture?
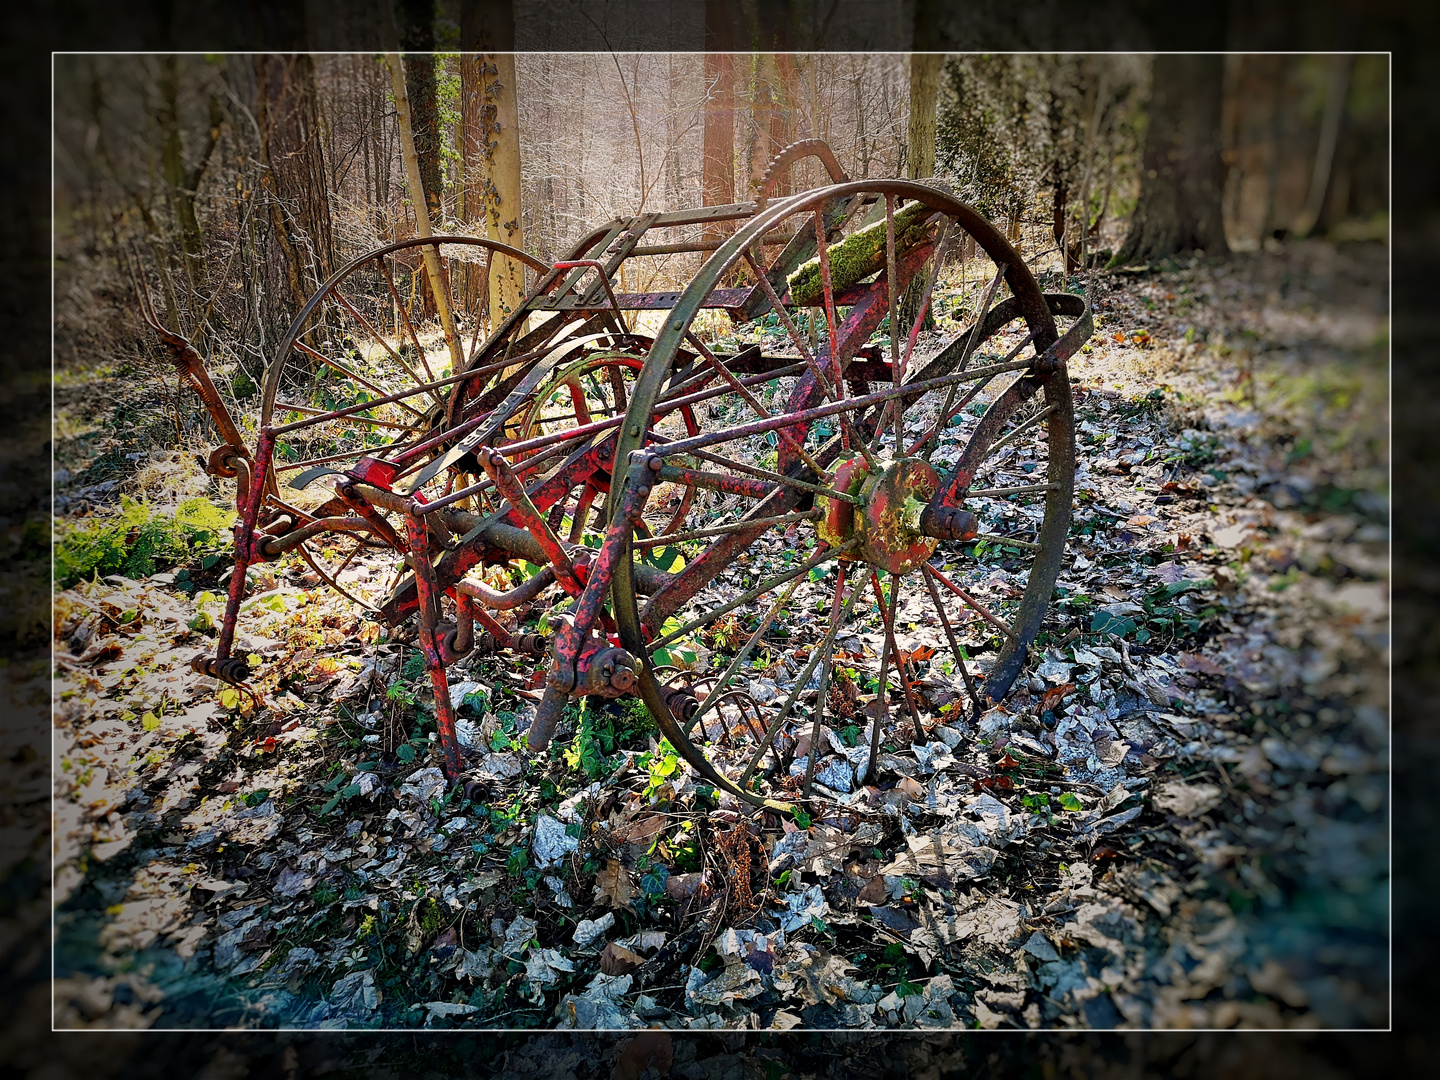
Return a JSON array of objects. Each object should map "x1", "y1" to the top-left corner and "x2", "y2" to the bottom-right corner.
[{"x1": 786, "y1": 202, "x2": 936, "y2": 307}]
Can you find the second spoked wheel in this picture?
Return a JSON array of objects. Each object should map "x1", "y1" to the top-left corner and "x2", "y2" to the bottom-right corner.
[{"x1": 609, "y1": 180, "x2": 1081, "y2": 808}]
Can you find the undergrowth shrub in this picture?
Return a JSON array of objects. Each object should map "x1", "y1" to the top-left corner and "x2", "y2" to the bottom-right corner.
[{"x1": 55, "y1": 495, "x2": 234, "y2": 587}]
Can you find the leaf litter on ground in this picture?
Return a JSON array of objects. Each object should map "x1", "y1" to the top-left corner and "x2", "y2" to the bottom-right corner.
[{"x1": 52, "y1": 241, "x2": 1387, "y2": 1030}]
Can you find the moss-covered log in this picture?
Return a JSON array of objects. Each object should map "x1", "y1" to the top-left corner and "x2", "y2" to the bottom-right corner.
[{"x1": 786, "y1": 202, "x2": 937, "y2": 307}]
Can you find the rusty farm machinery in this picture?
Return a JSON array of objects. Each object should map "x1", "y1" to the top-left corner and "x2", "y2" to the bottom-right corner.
[{"x1": 139, "y1": 140, "x2": 1092, "y2": 811}]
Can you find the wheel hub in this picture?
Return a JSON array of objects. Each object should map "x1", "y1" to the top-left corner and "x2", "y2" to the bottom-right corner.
[{"x1": 819, "y1": 456, "x2": 941, "y2": 575}]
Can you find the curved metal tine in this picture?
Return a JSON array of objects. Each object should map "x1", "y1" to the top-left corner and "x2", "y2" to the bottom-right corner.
[
  {"x1": 925, "y1": 563, "x2": 1018, "y2": 643},
  {"x1": 913, "y1": 260, "x2": 1010, "y2": 461},
  {"x1": 738, "y1": 697, "x2": 768, "y2": 747},
  {"x1": 683, "y1": 330, "x2": 830, "y2": 480},
  {"x1": 290, "y1": 339, "x2": 428, "y2": 421},
  {"x1": 872, "y1": 568, "x2": 923, "y2": 733},
  {"x1": 921, "y1": 561, "x2": 984, "y2": 713},
  {"x1": 740, "y1": 574, "x2": 864, "y2": 791},
  {"x1": 374, "y1": 254, "x2": 445, "y2": 395},
  {"x1": 330, "y1": 536, "x2": 367, "y2": 582},
  {"x1": 685, "y1": 571, "x2": 806, "y2": 733},
  {"x1": 299, "y1": 543, "x2": 379, "y2": 611}
]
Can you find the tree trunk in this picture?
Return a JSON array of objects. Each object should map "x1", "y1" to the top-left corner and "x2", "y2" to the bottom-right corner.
[
  {"x1": 385, "y1": 53, "x2": 463, "y2": 375},
  {"x1": 900, "y1": 52, "x2": 943, "y2": 331},
  {"x1": 254, "y1": 54, "x2": 335, "y2": 324},
  {"x1": 461, "y1": 2, "x2": 524, "y2": 331},
  {"x1": 906, "y1": 53, "x2": 941, "y2": 180},
  {"x1": 156, "y1": 55, "x2": 206, "y2": 299},
  {"x1": 398, "y1": 0, "x2": 442, "y2": 223},
  {"x1": 1114, "y1": 55, "x2": 1228, "y2": 263},
  {"x1": 702, "y1": 50, "x2": 736, "y2": 230},
  {"x1": 1295, "y1": 53, "x2": 1353, "y2": 238}
]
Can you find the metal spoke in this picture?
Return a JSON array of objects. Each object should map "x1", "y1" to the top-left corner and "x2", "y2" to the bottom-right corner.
[
  {"x1": 325, "y1": 290, "x2": 443, "y2": 413},
  {"x1": 911, "y1": 332, "x2": 1032, "y2": 458},
  {"x1": 740, "y1": 249, "x2": 841, "y2": 403},
  {"x1": 684, "y1": 331, "x2": 830, "y2": 480},
  {"x1": 271, "y1": 400, "x2": 416, "y2": 432},
  {"x1": 924, "y1": 563, "x2": 1018, "y2": 643},
  {"x1": 647, "y1": 539, "x2": 856, "y2": 651},
  {"x1": 920, "y1": 263, "x2": 1008, "y2": 462},
  {"x1": 900, "y1": 217, "x2": 952, "y2": 379},
  {"x1": 969, "y1": 483, "x2": 1059, "y2": 497},
  {"x1": 985, "y1": 402, "x2": 1057, "y2": 457},
  {"x1": 803, "y1": 564, "x2": 849, "y2": 796},
  {"x1": 684, "y1": 571, "x2": 807, "y2": 733},
  {"x1": 740, "y1": 575, "x2": 864, "y2": 790},
  {"x1": 465, "y1": 248, "x2": 495, "y2": 360},
  {"x1": 375, "y1": 255, "x2": 442, "y2": 390},
  {"x1": 632, "y1": 510, "x2": 819, "y2": 549},
  {"x1": 922, "y1": 560, "x2": 984, "y2": 713},
  {"x1": 871, "y1": 568, "x2": 922, "y2": 734},
  {"x1": 740, "y1": 247, "x2": 877, "y2": 469},
  {"x1": 884, "y1": 194, "x2": 902, "y2": 453},
  {"x1": 974, "y1": 533, "x2": 1042, "y2": 551},
  {"x1": 292, "y1": 339, "x2": 429, "y2": 420},
  {"x1": 812, "y1": 209, "x2": 846, "y2": 428},
  {"x1": 680, "y1": 446, "x2": 859, "y2": 505}
]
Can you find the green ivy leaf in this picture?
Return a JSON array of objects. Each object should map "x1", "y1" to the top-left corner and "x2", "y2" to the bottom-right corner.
[{"x1": 1057, "y1": 792, "x2": 1084, "y2": 812}]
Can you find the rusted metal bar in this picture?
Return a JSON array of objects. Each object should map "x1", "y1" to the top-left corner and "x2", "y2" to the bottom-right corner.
[
  {"x1": 405, "y1": 511, "x2": 463, "y2": 780},
  {"x1": 921, "y1": 560, "x2": 985, "y2": 714},
  {"x1": 476, "y1": 449, "x2": 583, "y2": 593},
  {"x1": 653, "y1": 463, "x2": 773, "y2": 502},
  {"x1": 454, "y1": 565, "x2": 556, "y2": 609}
]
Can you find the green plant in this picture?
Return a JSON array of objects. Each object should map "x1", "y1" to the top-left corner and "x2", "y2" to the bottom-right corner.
[
  {"x1": 638, "y1": 739, "x2": 681, "y2": 800},
  {"x1": 564, "y1": 700, "x2": 618, "y2": 781},
  {"x1": 55, "y1": 495, "x2": 234, "y2": 587}
]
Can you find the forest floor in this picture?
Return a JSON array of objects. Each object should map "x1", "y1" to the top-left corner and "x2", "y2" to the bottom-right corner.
[{"x1": 50, "y1": 239, "x2": 1388, "y2": 1034}]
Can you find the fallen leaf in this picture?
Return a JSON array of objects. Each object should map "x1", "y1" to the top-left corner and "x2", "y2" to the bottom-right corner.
[
  {"x1": 594, "y1": 859, "x2": 637, "y2": 909},
  {"x1": 856, "y1": 875, "x2": 888, "y2": 904},
  {"x1": 1178, "y1": 651, "x2": 1225, "y2": 676},
  {"x1": 1038, "y1": 683, "x2": 1075, "y2": 713},
  {"x1": 599, "y1": 941, "x2": 644, "y2": 976},
  {"x1": 972, "y1": 775, "x2": 1014, "y2": 793},
  {"x1": 896, "y1": 775, "x2": 926, "y2": 801},
  {"x1": 613, "y1": 1032, "x2": 673, "y2": 1080}
]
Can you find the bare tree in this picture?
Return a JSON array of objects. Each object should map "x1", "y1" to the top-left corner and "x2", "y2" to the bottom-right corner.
[
  {"x1": 1115, "y1": 55, "x2": 1228, "y2": 262},
  {"x1": 460, "y1": 1, "x2": 524, "y2": 327},
  {"x1": 398, "y1": 0, "x2": 444, "y2": 224},
  {"x1": 254, "y1": 54, "x2": 336, "y2": 317},
  {"x1": 384, "y1": 52, "x2": 463, "y2": 374}
]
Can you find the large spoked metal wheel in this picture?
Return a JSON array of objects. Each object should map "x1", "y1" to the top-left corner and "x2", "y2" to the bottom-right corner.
[
  {"x1": 254, "y1": 236, "x2": 553, "y2": 601},
  {"x1": 608, "y1": 180, "x2": 1081, "y2": 807}
]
